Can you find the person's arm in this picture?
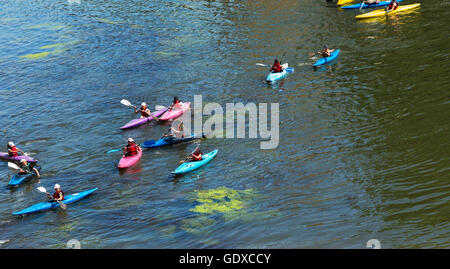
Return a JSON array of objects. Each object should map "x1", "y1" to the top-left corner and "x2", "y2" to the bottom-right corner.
[
  {"x1": 55, "y1": 192, "x2": 63, "y2": 201},
  {"x1": 134, "y1": 106, "x2": 139, "y2": 114},
  {"x1": 46, "y1": 193, "x2": 52, "y2": 200},
  {"x1": 33, "y1": 168, "x2": 40, "y2": 178}
]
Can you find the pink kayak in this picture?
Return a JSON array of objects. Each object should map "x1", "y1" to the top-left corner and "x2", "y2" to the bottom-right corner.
[
  {"x1": 159, "y1": 102, "x2": 191, "y2": 121},
  {"x1": 0, "y1": 152, "x2": 37, "y2": 163},
  {"x1": 120, "y1": 108, "x2": 168, "y2": 130},
  {"x1": 117, "y1": 148, "x2": 142, "y2": 169}
]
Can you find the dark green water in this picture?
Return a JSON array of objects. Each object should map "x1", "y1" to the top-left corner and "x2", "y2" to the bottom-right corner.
[{"x1": 0, "y1": 0, "x2": 448, "y2": 248}]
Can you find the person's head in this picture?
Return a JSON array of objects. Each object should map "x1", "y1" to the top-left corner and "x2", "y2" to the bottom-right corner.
[
  {"x1": 7, "y1": 141, "x2": 14, "y2": 148},
  {"x1": 324, "y1": 45, "x2": 329, "y2": 50},
  {"x1": 194, "y1": 147, "x2": 201, "y2": 154},
  {"x1": 173, "y1": 96, "x2": 179, "y2": 103},
  {"x1": 54, "y1": 184, "x2": 61, "y2": 191},
  {"x1": 178, "y1": 121, "x2": 184, "y2": 130},
  {"x1": 141, "y1": 102, "x2": 147, "y2": 109},
  {"x1": 20, "y1": 159, "x2": 27, "y2": 165},
  {"x1": 274, "y1": 59, "x2": 279, "y2": 64},
  {"x1": 128, "y1": 138, "x2": 135, "y2": 145}
]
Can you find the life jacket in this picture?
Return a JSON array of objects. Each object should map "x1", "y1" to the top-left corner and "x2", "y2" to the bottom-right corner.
[
  {"x1": 53, "y1": 190, "x2": 65, "y2": 200},
  {"x1": 140, "y1": 107, "x2": 150, "y2": 117},
  {"x1": 271, "y1": 62, "x2": 282, "y2": 73},
  {"x1": 388, "y1": 1, "x2": 398, "y2": 10},
  {"x1": 126, "y1": 144, "x2": 138, "y2": 156},
  {"x1": 192, "y1": 150, "x2": 202, "y2": 161},
  {"x1": 9, "y1": 146, "x2": 19, "y2": 157}
]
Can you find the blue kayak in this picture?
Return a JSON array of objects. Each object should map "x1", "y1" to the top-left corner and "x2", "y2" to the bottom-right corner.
[
  {"x1": 8, "y1": 166, "x2": 41, "y2": 187},
  {"x1": 12, "y1": 188, "x2": 98, "y2": 215},
  {"x1": 172, "y1": 149, "x2": 218, "y2": 175},
  {"x1": 341, "y1": 0, "x2": 403, "y2": 9},
  {"x1": 142, "y1": 134, "x2": 202, "y2": 149},
  {"x1": 313, "y1": 49, "x2": 340, "y2": 67}
]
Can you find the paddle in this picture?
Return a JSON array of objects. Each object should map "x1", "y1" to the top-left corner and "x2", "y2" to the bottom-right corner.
[
  {"x1": 359, "y1": 1, "x2": 365, "y2": 10},
  {"x1": 36, "y1": 187, "x2": 67, "y2": 210},
  {"x1": 8, "y1": 162, "x2": 20, "y2": 170},
  {"x1": 106, "y1": 148, "x2": 122, "y2": 154},
  {"x1": 120, "y1": 99, "x2": 134, "y2": 107}
]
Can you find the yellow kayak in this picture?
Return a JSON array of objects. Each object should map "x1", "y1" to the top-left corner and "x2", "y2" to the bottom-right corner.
[
  {"x1": 337, "y1": 0, "x2": 355, "y2": 6},
  {"x1": 355, "y1": 3, "x2": 421, "y2": 19}
]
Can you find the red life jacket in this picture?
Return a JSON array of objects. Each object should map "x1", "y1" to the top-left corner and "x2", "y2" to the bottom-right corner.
[
  {"x1": 140, "y1": 107, "x2": 150, "y2": 117},
  {"x1": 9, "y1": 146, "x2": 19, "y2": 157},
  {"x1": 126, "y1": 144, "x2": 138, "y2": 156},
  {"x1": 388, "y1": 1, "x2": 398, "y2": 10},
  {"x1": 192, "y1": 153, "x2": 202, "y2": 161},
  {"x1": 272, "y1": 63, "x2": 282, "y2": 73},
  {"x1": 53, "y1": 190, "x2": 65, "y2": 200}
]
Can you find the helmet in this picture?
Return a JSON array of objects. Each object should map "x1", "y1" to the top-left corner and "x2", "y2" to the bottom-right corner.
[
  {"x1": 20, "y1": 159, "x2": 27, "y2": 163},
  {"x1": 141, "y1": 102, "x2": 146, "y2": 107},
  {"x1": 324, "y1": 45, "x2": 329, "y2": 49},
  {"x1": 128, "y1": 138, "x2": 134, "y2": 142},
  {"x1": 8, "y1": 142, "x2": 14, "y2": 147},
  {"x1": 54, "y1": 184, "x2": 61, "y2": 189}
]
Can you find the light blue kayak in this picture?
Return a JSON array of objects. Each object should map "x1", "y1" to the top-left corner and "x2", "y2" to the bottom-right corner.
[
  {"x1": 266, "y1": 69, "x2": 287, "y2": 83},
  {"x1": 341, "y1": 0, "x2": 403, "y2": 9},
  {"x1": 8, "y1": 166, "x2": 41, "y2": 187},
  {"x1": 313, "y1": 49, "x2": 340, "y2": 67},
  {"x1": 13, "y1": 188, "x2": 98, "y2": 215},
  {"x1": 171, "y1": 149, "x2": 218, "y2": 175}
]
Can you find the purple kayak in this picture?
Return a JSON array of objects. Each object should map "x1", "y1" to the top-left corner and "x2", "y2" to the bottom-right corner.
[
  {"x1": 0, "y1": 152, "x2": 37, "y2": 163},
  {"x1": 120, "y1": 108, "x2": 167, "y2": 130}
]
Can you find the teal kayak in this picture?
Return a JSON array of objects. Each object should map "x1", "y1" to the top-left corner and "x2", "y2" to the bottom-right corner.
[
  {"x1": 313, "y1": 49, "x2": 340, "y2": 67},
  {"x1": 171, "y1": 149, "x2": 218, "y2": 175},
  {"x1": 8, "y1": 166, "x2": 41, "y2": 187},
  {"x1": 13, "y1": 188, "x2": 98, "y2": 215},
  {"x1": 341, "y1": 0, "x2": 403, "y2": 9}
]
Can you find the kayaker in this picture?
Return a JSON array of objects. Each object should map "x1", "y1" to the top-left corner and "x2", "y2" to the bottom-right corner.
[
  {"x1": 7, "y1": 142, "x2": 24, "y2": 157},
  {"x1": 386, "y1": 0, "x2": 399, "y2": 11},
  {"x1": 47, "y1": 184, "x2": 65, "y2": 201},
  {"x1": 134, "y1": 102, "x2": 159, "y2": 121},
  {"x1": 185, "y1": 147, "x2": 202, "y2": 162},
  {"x1": 168, "y1": 96, "x2": 183, "y2": 111},
  {"x1": 123, "y1": 138, "x2": 141, "y2": 156},
  {"x1": 18, "y1": 159, "x2": 40, "y2": 177},
  {"x1": 270, "y1": 59, "x2": 283, "y2": 73},
  {"x1": 164, "y1": 121, "x2": 185, "y2": 139},
  {"x1": 321, "y1": 45, "x2": 335, "y2": 58}
]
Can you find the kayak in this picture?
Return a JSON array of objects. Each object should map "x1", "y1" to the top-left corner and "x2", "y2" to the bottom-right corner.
[
  {"x1": 266, "y1": 63, "x2": 288, "y2": 83},
  {"x1": 313, "y1": 49, "x2": 340, "y2": 67},
  {"x1": 159, "y1": 102, "x2": 191, "y2": 121},
  {"x1": 172, "y1": 149, "x2": 218, "y2": 175},
  {"x1": 12, "y1": 188, "x2": 98, "y2": 215},
  {"x1": 341, "y1": 0, "x2": 403, "y2": 9},
  {"x1": 337, "y1": 0, "x2": 355, "y2": 6},
  {"x1": 142, "y1": 134, "x2": 202, "y2": 149},
  {"x1": 117, "y1": 148, "x2": 142, "y2": 169},
  {"x1": 120, "y1": 108, "x2": 168, "y2": 130},
  {"x1": 8, "y1": 166, "x2": 41, "y2": 187},
  {"x1": 0, "y1": 152, "x2": 37, "y2": 163},
  {"x1": 356, "y1": 3, "x2": 421, "y2": 19}
]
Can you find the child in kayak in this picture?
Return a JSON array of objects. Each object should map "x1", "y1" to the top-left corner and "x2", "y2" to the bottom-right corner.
[
  {"x1": 47, "y1": 184, "x2": 64, "y2": 201},
  {"x1": 386, "y1": 0, "x2": 399, "y2": 11},
  {"x1": 184, "y1": 147, "x2": 202, "y2": 162},
  {"x1": 321, "y1": 45, "x2": 335, "y2": 58},
  {"x1": 134, "y1": 102, "x2": 159, "y2": 121},
  {"x1": 18, "y1": 159, "x2": 40, "y2": 177},
  {"x1": 168, "y1": 96, "x2": 183, "y2": 111},
  {"x1": 270, "y1": 59, "x2": 283, "y2": 73},
  {"x1": 7, "y1": 142, "x2": 24, "y2": 157},
  {"x1": 123, "y1": 138, "x2": 141, "y2": 156}
]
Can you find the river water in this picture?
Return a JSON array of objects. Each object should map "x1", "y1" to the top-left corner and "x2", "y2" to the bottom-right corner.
[{"x1": 0, "y1": 0, "x2": 448, "y2": 248}]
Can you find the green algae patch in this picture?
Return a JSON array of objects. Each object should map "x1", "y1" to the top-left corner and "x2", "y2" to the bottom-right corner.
[
  {"x1": 20, "y1": 51, "x2": 50, "y2": 60},
  {"x1": 189, "y1": 187, "x2": 257, "y2": 214}
]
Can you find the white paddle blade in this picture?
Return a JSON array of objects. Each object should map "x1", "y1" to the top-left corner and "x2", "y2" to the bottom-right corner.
[
  {"x1": 120, "y1": 99, "x2": 132, "y2": 107},
  {"x1": 155, "y1": 105, "x2": 167, "y2": 111},
  {"x1": 256, "y1": 63, "x2": 267, "y2": 67},
  {"x1": 8, "y1": 162, "x2": 19, "y2": 170},
  {"x1": 36, "y1": 186, "x2": 47, "y2": 193}
]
